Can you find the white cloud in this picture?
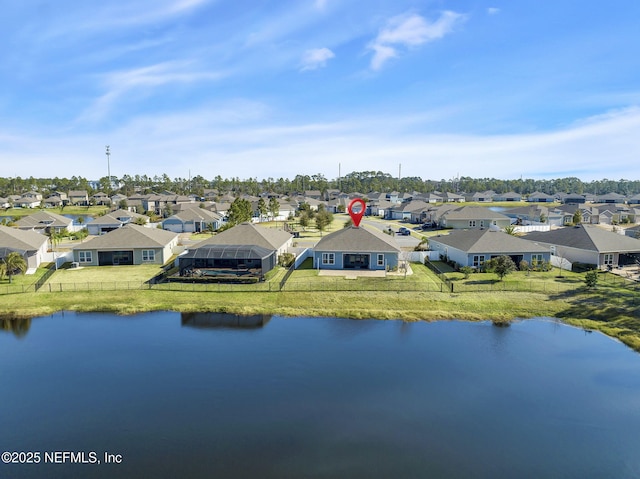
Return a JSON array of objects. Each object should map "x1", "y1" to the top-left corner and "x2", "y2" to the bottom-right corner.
[
  {"x1": 78, "y1": 62, "x2": 224, "y2": 122},
  {"x1": 4, "y1": 107, "x2": 640, "y2": 182},
  {"x1": 368, "y1": 11, "x2": 466, "y2": 70},
  {"x1": 300, "y1": 48, "x2": 335, "y2": 71},
  {"x1": 487, "y1": 8, "x2": 501, "y2": 15}
]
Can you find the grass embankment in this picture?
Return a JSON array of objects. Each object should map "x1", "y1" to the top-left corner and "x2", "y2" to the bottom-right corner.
[{"x1": 1, "y1": 262, "x2": 639, "y2": 351}]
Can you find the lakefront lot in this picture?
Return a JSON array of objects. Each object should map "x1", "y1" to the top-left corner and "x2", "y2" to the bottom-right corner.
[{"x1": 2, "y1": 260, "x2": 639, "y2": 352}]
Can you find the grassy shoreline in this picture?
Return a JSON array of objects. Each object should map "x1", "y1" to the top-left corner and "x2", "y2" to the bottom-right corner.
[{"x1": 2, "y1": 287, "x2": 639, "y2": 351}]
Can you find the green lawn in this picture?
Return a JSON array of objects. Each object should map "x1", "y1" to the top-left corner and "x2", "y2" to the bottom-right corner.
[
  {"x1": 0, "y1": 265, "x2": 52, "y2": 294},
  {"x1": 45, "y1": 264, "x2": 164, "y2": 285}
]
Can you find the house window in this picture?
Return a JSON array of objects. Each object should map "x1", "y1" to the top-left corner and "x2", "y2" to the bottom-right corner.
[
  {"x1": 480, "y1": 220, "x2": 485, "y2": 228},
  {"x1": 531, "y1": 254, "x2": 544, "y2": 264},
  {"x1": 322, "y1": 253, "x2": 335, "y2": 265},
  {"x1": 469, "y1": 220, "x2": 476, "y2": 227},
  {"x1": 142, "y1": 250, "x2": 155, "y2": 262},
  {"x1": 472, "y1": 255, "x2": 485, "y2": 267},
  {"x1": 603, "y1": 254, "x2": 614, "y2": 266},
  {"x1": 78, "y1": 251, "x2": 92, "y2": 263},
  {"x1": 377, "y1": 254, "x2": 384, "y2": 266}
]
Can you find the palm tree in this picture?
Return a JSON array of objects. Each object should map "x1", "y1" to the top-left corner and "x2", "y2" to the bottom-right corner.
[{"x1": 1, "y1": 252, "x2": 27, "y2": 283}]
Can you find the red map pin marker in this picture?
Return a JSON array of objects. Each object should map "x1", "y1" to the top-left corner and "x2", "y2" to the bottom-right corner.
[{"x1": 347, "y1": 198, "x2": 366, "y2": 227}]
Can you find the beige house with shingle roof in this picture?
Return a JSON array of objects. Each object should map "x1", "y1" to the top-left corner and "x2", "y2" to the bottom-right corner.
[
  {"x1": 524, "y1": 224, "x2": 640, "y2": 269},
  {"x1": 439, "y1": 206, "x2": 512, "y2": 230},
  {"x1": 72, "y1": 224, "x2": 179, "y2": 266},
  {"x1": 0, "y1": 225, "x2": 49, "y2": 272}
]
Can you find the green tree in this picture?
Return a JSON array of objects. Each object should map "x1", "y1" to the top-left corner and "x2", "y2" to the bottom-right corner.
[
  {"x1": 268, "y1": 196, "x2": 280, "y2": 220},
  {"x1": 298, "y1": 211, "x2": 310, "y2": 231},
  {"x1": 227, "y1": 198, "x2": 252, "y2": 226},
  {"x1": 1, "y1": 252, "x2": 28, "y2": 283},
  {"x1": 584, "y1": 270, "x2": 599, "y2": 288},
  {"x1": 257, "y1": 197, "x2": 268, "y2": 222},
  {"x1": 315, "y1": 209, "x2": 333, "y2": 234},
  {"x1": 572, "y1": 209, "x2": 582, "y2": 225},
  {"x1": 486, "y1": 255, "x2": 516, "y2": 281},
  {"x1": 459, "y1": 266, "x2": 474, "y2": 279}
]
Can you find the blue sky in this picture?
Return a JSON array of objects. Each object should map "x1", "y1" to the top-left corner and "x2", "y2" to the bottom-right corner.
[{"x1": 2, "y1": 0, "x2": 639, "y2": 182}]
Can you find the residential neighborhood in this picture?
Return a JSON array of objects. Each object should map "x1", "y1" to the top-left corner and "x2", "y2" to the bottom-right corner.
[{"x1": 2, "y1": 176, "x2": 640, "y2": 285}]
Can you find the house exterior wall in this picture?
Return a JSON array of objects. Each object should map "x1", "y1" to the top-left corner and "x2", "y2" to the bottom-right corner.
[
  {"x1": 428, "y1": 239, "x2": 551, "y2": 268},
  {"x1": 550, "y1": 245, "x2": 599, "y2": 267},
  {"x1": 312, "y1": 250, "x2": 398, "y2": 270},
  {"x1": 441, "y1": 218, "x2": 511, "y2": 229}
]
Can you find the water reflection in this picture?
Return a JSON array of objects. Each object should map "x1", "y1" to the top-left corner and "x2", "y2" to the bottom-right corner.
[
  {"x1": 181, "y1": 312, "x2": 272, "y2": 330},
  {"x1": 0, "y1": 317, "x2": 31, "y2": 338}
]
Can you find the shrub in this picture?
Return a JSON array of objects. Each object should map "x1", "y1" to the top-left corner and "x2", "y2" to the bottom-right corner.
[
  {"x1": 584, "y1": 270, "x2": 599, "y2": 288},
  {"x1": 459, "y1": 266, "x2": 474, "y2": 279},
  {"x1": 278, "y1": 253, "x2": 295, "y2": 267}
]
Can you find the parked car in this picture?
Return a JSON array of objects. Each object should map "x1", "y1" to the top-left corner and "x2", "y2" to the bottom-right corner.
[{"x1": 398, "y1": 227, "x2": 411, "y2": 236}]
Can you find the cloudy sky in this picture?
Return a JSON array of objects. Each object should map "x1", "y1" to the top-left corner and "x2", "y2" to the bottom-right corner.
[{"x1": 2, "y1": 0, "x2": 639, "y2": 182}]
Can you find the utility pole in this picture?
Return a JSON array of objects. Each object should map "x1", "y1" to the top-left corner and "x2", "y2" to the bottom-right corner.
[{"x1": 105, "y1": 145, "x2": 111, "y2": 193}]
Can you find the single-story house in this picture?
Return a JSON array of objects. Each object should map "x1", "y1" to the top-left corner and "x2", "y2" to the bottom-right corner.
[
  {"x1": 526, "y1": 192, "x2": 556, "y2": 203},
  {"x1": 189, "y1": 222, "x2": 293, "y2": 258},
  {"x1": 14, "y1": 211, "x2": 73, "y2": 234},
  {"x1": 367, "y1": 199, "x2": 396, "y2": 217},
  {"x1": 86, "y1": 209, "x2": 148, "y2": 235},
  {"x1": 312, "y1": 225, "x2": 401, "y2": 270},
  {"x1": 386, "y1": 200, "x2": 431, "y2": 221},
  {"x1": 502, "y1": 205, "x2": 549, "y2": 225},
  {"x1": 439, "y1": 206, "x2": 512, "y2": 230},
  {"x1": 560, "y1": 193, "x2": 586, "y2": 204},
  {"x1": 72, "y1": 224, "x2": 179, "y2": 266},
  {"x1": 162, "y1": 207, "x2": 222, "y2": 233},
  {"x1": 428, "y1": 229, "x2": 551, "y2": 269},
  {"x1": 466, "y1": 191, "x2": 495, "y2": 203},
  {"x1": 524, "y1": 224, "x2": 640, "y2": 269},
  {"x1": 0, "y1": 225, "x2": 49, "y2": 273},
  {"x1": 596, "y1": 193, "x2": 626, "y2": 204},
  {"x1": 441, "y1": 192, "x2": 466, "y2": 203},
  {"x1": 492, "y1": 191, "x2": 522, "y2": 202}
]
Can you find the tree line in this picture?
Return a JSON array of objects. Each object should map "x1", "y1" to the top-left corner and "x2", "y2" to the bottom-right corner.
[{"x1": 1, "y1": 172, "x2": 639, "y2": 198}]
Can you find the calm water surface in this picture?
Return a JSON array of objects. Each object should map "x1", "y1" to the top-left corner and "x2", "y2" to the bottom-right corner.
[{"x1": 1, "y1": 312, "x2": 640, "y2": 479}]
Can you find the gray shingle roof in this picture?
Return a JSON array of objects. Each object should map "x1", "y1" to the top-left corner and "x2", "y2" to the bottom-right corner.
[
  {"x1": 194, "y1": 223, "x2": 292, "y2": 251},
  {"x1": 314, "y1": 226, "x2": 401, "y2": 253},
  {"x1": 15, "y1": 211, "x2": 73, "y2": 229},
  {"x1": 430, "y1": 229, "x2": 549, "y2": 254},
  {"x1": 442, "y1": 206, "x2": 511, "y2": 220},
  {"x1": 76, "y1": 224, "x2": 178, "y2": 250},
  {"x1": 524, "y1": 224, "x2": 640, "y2": 253},
  {"x1": 0, "y1": 225, "x2": 48, "y2": 251}
]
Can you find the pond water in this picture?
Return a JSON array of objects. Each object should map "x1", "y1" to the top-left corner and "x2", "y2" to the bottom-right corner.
[
  {"x1": 1, "y1": 313, "x2": 640, "y2": 479},
  {"x1": 63, "y1": 214, "x2": 95, "y2": 225}
]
